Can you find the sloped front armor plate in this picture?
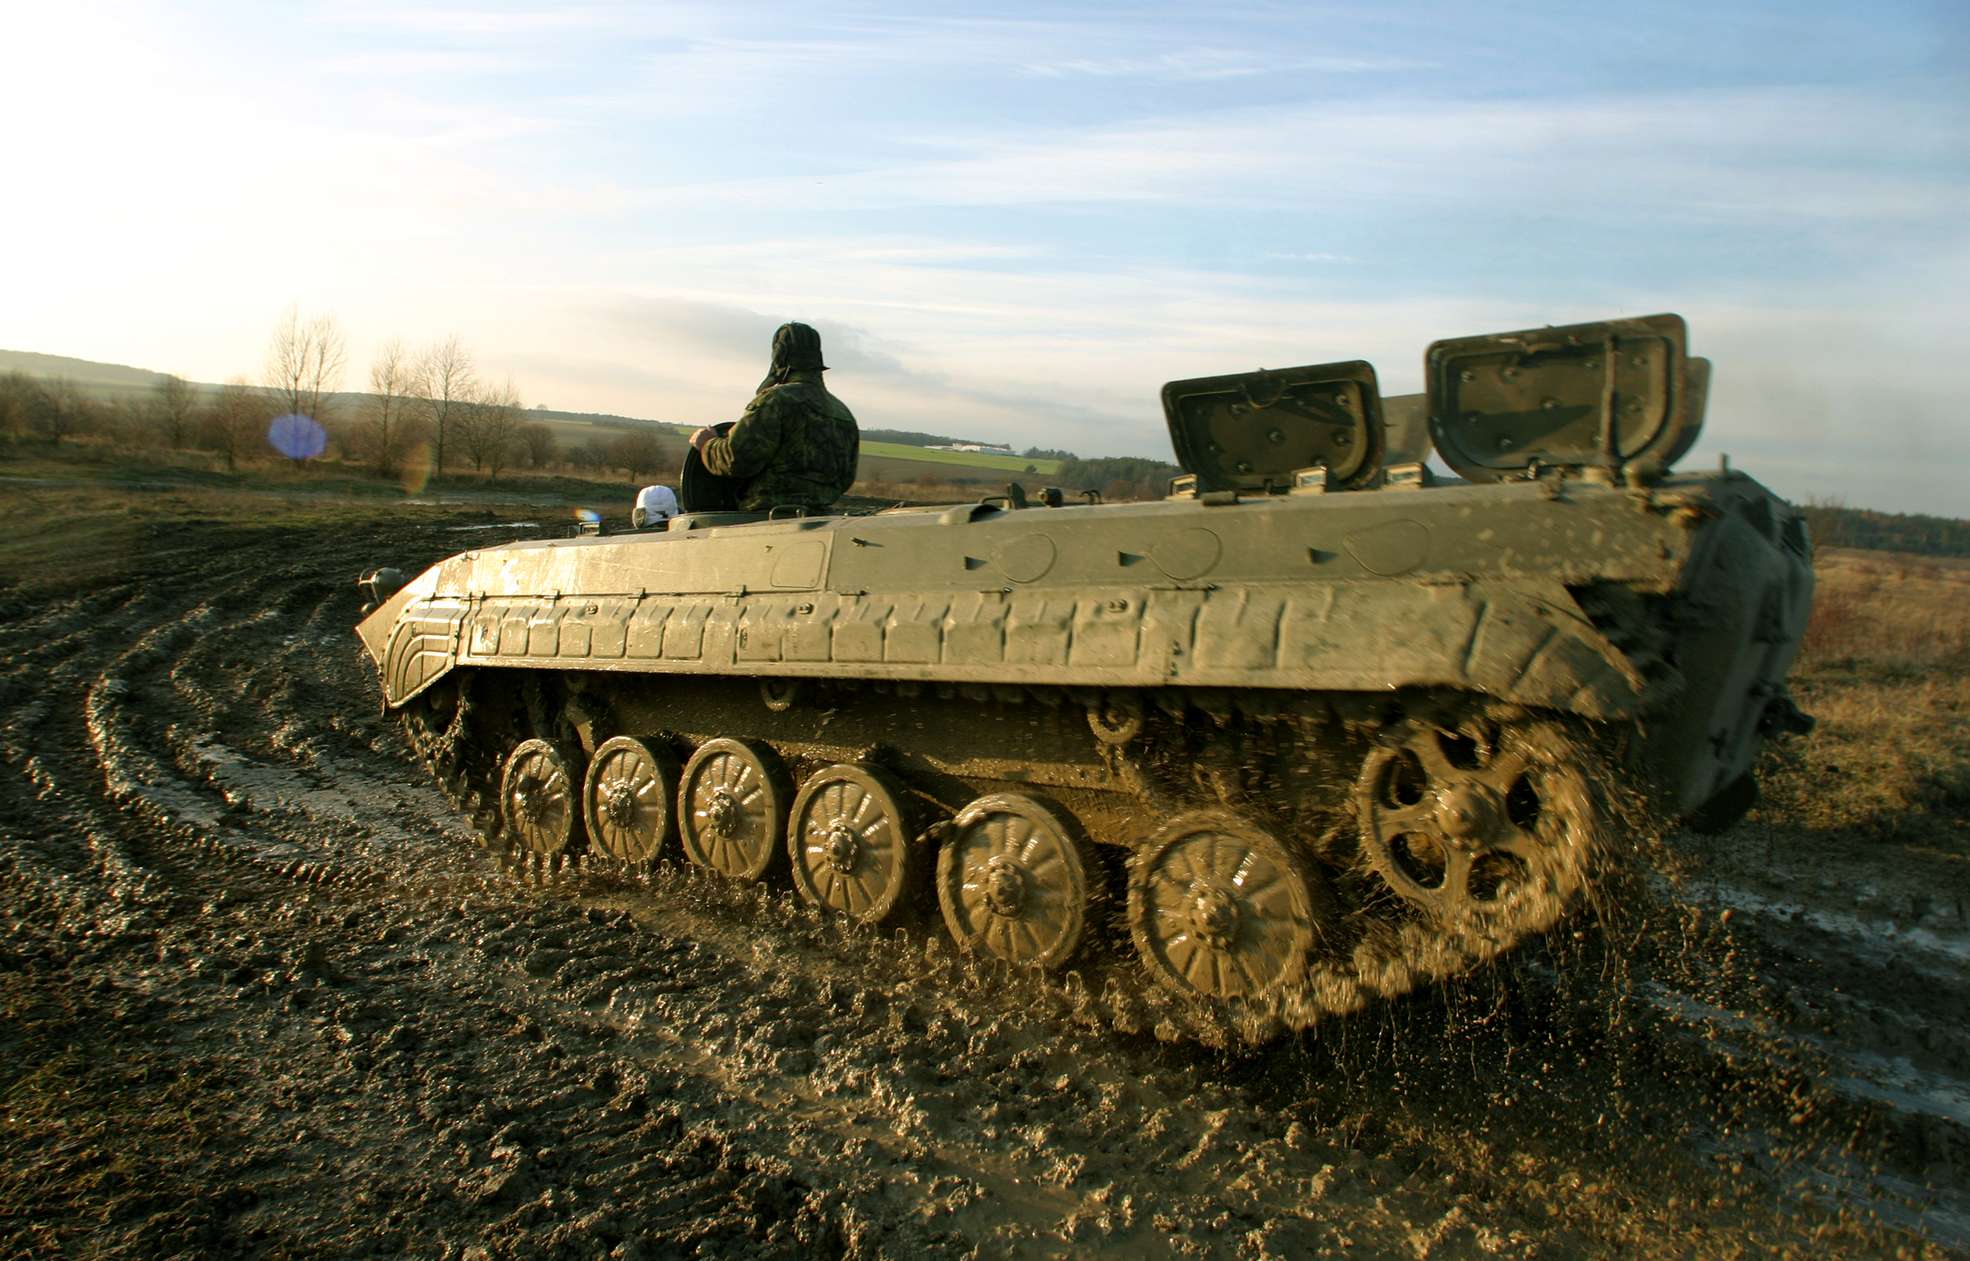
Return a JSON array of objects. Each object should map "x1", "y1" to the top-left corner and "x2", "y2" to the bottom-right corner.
[{"x1": 383, "y1": 604, "x2": 464, "y2": 706}]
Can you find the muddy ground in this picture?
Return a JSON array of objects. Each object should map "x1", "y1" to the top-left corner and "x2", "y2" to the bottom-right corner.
[{"x1": 0, "y1": 486, "x2": 1964, "y2": 1258}]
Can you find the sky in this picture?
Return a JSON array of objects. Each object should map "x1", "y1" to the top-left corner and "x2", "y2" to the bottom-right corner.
[{"x1": 2, "y1": 0, "x2": 1966, "y2": 514}]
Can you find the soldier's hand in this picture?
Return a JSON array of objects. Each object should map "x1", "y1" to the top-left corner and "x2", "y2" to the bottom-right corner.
[{"x1": 689, "y1": 427, "x2": 713, "y2": 453}]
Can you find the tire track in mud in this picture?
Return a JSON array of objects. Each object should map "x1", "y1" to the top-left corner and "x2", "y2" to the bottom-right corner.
[{"x1": 1, "y1": 508, "x2": 1962, "y2": 1257}]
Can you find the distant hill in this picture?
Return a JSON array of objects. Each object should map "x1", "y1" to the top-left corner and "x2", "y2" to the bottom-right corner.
[
  {"x1": 0, "y1": 348, "x2": 691, "y2": 432},
  {"x1": 524, "y1": 404, "x2": 689, "y2": 434},
  {"x1": 0, "y1": 349, "x2": 172, "y2": 392},
  {"x1": 0, "y1": 347, "x2": 1062, "y2": 480}
]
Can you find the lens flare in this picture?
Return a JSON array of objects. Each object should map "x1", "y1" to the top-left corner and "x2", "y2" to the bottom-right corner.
[
  {"x1": 400, "y1": 441, "x2": 433, "y2": 494},
  {"x1": 267, "y1": 413, "x2": 327, "y2": 460},
  {"x1": 574, "y1": 507, "x2": 601, "y2": 526}
]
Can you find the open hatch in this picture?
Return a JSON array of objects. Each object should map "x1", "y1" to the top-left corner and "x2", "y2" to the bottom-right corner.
[
  {"x1": 1161, "y1": 360, "x2": 1385, "y2": 493},
  {"x1": 1423, "y1": 313, "x2": 1704, "y2": 482}
]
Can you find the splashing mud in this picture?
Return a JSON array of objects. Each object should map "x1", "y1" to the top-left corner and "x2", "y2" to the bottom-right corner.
[{"x1": 0, "y1": 496, "x2": 1962, "y2": 1257}]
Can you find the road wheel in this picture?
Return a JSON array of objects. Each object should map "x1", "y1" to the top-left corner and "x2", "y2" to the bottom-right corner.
[
  {"x1": 1128, "y1": 810, "x2": 1328, "y2": 1002},
  {"x1": 677, "y1": 738, "x2": 790, "y2": 880},
  {"x1": 581, "y1": 736, "x2": 679, "y2": 865},
  {"x1": 788, "y1": 763, "x2": 914, "y2": 924},
  {"x1": 500, "y1": 738, "x2": 584, "y2": 865},
  {"x1": 936, "y1": 793, "x2": 1094, "y2": 970}
]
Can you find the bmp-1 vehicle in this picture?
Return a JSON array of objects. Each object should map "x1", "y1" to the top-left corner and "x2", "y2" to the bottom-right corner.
[{"x1": 355, "y1": 313, "x2": 1813, "y2": 1030}]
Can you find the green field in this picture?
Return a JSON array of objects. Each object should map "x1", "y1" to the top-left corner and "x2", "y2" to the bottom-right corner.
[{"x1": 859, "y1": 441, "x2": 1059, "y2": 475}]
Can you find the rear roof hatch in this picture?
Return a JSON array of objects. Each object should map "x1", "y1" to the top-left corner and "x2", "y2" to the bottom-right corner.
[
  {"x1": 1160, "y1": 359, "x2": 1384, "y2": 492},
  {"x1": 1424, "y1": 313, "x2": 1700, "y2": 481}
]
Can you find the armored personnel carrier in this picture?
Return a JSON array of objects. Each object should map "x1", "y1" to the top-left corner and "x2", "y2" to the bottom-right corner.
[{"x1": 355, "y1": 313, "x2": 1813, "y2": 1030}]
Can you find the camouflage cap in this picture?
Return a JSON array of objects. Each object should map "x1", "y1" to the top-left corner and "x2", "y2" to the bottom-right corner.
[{"x1": 771, "y1": 322, "x2": 827, "y2": 373}]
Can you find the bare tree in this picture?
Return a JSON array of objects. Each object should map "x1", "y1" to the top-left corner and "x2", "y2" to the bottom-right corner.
[
  {"x1": 518, "y1": 422, "x2": 557, "y2": 469},
  {"x1": 479, "y1": 379, "x2": 525, "y2": 479},
  {"x1": 264, "y1": 306, "x2": 347, "y2": 424},
  {"x1": 567, "y1": 438, "x2": 610, "y2": 471},
  {"x1": 31, "y1": 378, "x2": 91, "y2": 444},
  {"x1": 0, "y1": 372, "x2": 50, "y2": 441},
  {"x1": 203, "y1": 377, "x2": 264, "y2": 471},
  {"x1": 152, "y1": 375, "x2": 200, "y2": 449},
  {"x1": 351, "y1": 338, "x2": 415, "y2": 476},
  {"x1": 454, "y1": 378, "x2": 525, "y2": 478},
  {"x1": 453, "y1": 393, "x2": 482, "y2": 473},
  {"x1": 109, "y1": 395, "x2": 154, "y2": 448},
  {"x1": 413, "y1": 336, "x2": 475, "y2": 473},
  {"x1": 606, "y1": 429, "x2": 665, "y2": 481}
]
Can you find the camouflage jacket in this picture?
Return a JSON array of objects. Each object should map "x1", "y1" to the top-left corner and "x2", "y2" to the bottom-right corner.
[{"x1": 701, "y1": 370, "x2": 859, "y2": 512}]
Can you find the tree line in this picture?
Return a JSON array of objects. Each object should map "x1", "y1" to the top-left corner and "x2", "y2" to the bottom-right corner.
[
  {"x1": 862, "y1": 427, "x2": 1002, "y2": 449},
  {"x1": 1053, "y1": 454, "x2": 1183, "y2": 502},
  {"x1": 0, "y1": 306, "x2": 683, "y2": 483},
  {"x1": 1800, "y1": 500, "x2": 1970, "y2": 557},
  {"x1": 264, "y1": 309, "x2": 545, "y2": 480},
  {"x1": 0, "y1": 371, "x2": 275, "y2": 471}
]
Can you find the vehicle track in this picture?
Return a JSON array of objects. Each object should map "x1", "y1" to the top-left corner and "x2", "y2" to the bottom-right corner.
[{"x1": 0, "y1": 506, "x2": 1961, "y2": 1257}]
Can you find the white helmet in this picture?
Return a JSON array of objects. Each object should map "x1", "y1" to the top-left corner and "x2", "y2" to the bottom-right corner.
[{"x1": 632, "y1": 484, "x2": 680, "y2": 529}]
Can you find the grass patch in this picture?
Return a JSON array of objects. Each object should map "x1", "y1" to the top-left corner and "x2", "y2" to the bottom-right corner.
[
  {"x1": 1800, "y1": 548, "x2": 1970, "y2": 675},
  {"x1": 859, "y1": 441, "x2": 1059, "y2": 475},
  {"x1": 1756, "y1": 547, "x2": 1970, "y2": 846}
]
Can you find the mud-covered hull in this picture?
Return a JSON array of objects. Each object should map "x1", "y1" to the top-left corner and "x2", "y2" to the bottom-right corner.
[{"x1": 359, "y1": 471, "x2": 1810, "y2": 820}]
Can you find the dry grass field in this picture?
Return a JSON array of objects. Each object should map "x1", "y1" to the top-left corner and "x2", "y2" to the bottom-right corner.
[{"x1": 1764, "y1": 548, "x2": 1970, "y2": 847}]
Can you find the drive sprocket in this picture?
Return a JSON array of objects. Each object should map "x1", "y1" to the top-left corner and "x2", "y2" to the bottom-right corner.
[{"x1": 1355, "y1": 717, "x2": 1597, "y2": 935}]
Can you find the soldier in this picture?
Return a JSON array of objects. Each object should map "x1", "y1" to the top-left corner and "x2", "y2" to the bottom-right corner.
[{"x1": 687, "y1": 322, "x2": 859, "y2": 513}]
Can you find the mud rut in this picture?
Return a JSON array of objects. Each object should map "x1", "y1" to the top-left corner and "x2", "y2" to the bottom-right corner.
[{"x1": 0, "y1": 510, "x2": 1962, "y2": 1258}]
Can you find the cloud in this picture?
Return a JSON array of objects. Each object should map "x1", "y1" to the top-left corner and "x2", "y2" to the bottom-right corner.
[
  {"x1": 596, "y1": 296, "x2": 783, "y2": 371},
  {"x1": 525, "y1": 8, "x2": 1431, "y2": 127},
  {"x1": 1017, "y1": 50, "x2": 1430, "y2": 80},
  {"x1": 549, "y1": 291, "x2": 1150, "y2": 450},
  {"x1": 314, "y1": 3, "x2": 619, "y2": 37},
  {"x1": 495, "y1": 350, "x2": 704, "y2": 413},
  {"x1": 518, "y1": 80, "x2": 1965, "y2": 239},
  {"x1": 1678, "y1": 301, "x2": 1970, "y2": 512},
  {"x1": 318, "y1": 49, "x2": 531, "y2": 76},
  {"x1": 522, "y1": 278, "x2": 1505, "y2": 457}
]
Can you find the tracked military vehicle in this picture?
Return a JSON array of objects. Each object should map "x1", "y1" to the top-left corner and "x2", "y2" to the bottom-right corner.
[{"x1": 355, "y1": 313, "x2": 1814, "y2": 1032}]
